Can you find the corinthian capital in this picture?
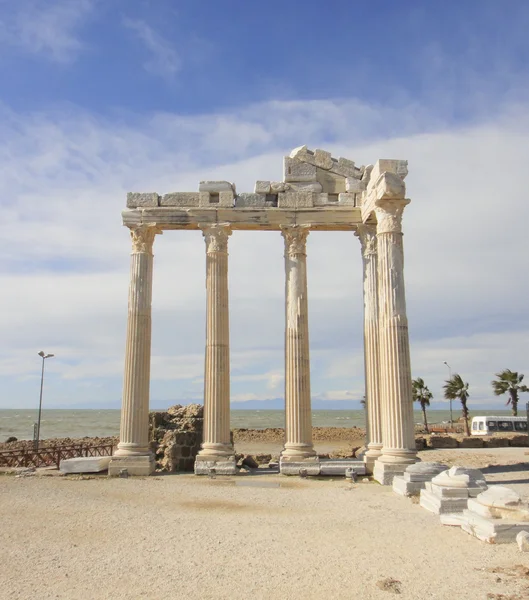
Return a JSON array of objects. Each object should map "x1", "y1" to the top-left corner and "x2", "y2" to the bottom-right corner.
[
  {"x1": 200, "y1": 223, "x2": 232, "y2": 253},
  {"x1": 281, "y1": 225, "x2": 310, "y2": 255},
  {"x1": 130, "y1": 224, "x2": 162, "y2": 254},
  {"x1": 374, "y1": 198, "x2": 410, "y2": 234},
  {"x1": 355, "y1": 224, "x2": 377, "y2": 257}
]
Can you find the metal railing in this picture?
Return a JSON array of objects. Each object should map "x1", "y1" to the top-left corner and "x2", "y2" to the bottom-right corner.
[{"x1": 0, "y1": 443, "x2": 114, "y2": 469}]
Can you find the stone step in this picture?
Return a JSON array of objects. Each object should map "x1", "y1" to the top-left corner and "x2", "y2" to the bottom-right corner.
[{"x1": 60, "y1": 456, "x2": 112, "y2": 474}]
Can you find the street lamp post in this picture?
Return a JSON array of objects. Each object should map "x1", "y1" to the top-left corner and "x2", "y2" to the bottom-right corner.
[
  {"x1": 35, "y1": 351, "x2": 54, "y2": 452},
  {"x1": 443, "y1": 361, "x2": 453, "y2": 426}
]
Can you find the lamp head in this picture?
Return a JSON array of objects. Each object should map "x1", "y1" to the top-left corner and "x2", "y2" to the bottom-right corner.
[
  {"x1": 38, "y1": 351, "x2": 45, "y2": 357},
  {"x1": 45, "y1": 354, "x2": 54, "y2": 359}
]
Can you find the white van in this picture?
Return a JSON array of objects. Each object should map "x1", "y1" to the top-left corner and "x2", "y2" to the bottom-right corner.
[{"x1": 470, "y1": 416, "x2": 528, "y2": 436}]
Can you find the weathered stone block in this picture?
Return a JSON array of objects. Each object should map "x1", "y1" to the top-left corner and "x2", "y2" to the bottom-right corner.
[
  {"x1": 517, "y1": 530, "x2": 529, "y2": 551},
  {"x1": 278, "y1": 192, "x2": 314, "y2": 208},
  {"x1": 270, "y1": 181, "x2": 289, "y2": 193},
  {"x1": 484, "y1": 437, "x2": 511, "y2": 448},
  {"x1": 219, "y1": 191, "x2": 234, "y2": 207},
  {"x1": 338, "y1": 193, "x2": 356, "y2": 206},
  {"x1": 127, "y1": 192, "x2": 159, "y2": 208},
  {"x1": 315, "y1": 168, "x2": 346, "y2": 193},
  {"x1": 288, "y1": 182, "x2": 323, "y2": 193},
  {"x1": 345, "y1": 178, "x2": 366, "y2": 193},
  {"x1": 313, "y1": 193, "x2": 329, "y2": 207},
  {"x1": 254, "y1": 180, "x2": 271, "y2": 194},
  {"x1": 199, "y1": 191, "x2": 212, "y2": 207},
  {"x1": 235, "y1": 193, "x2": 267, "y2": 208},
  {"x1": 160, "y1": 192, "x2": 200, "y2": 207},
  {"x1": 459, "y1": 437, "x2": 485, "y2": 448},
  {"x1": 373, "y1": 460, "x2": 407, "y2": 485},
  {"x1": 60, "y1": 456, "x2": 111, "y2": 474},
  {"x1": 313, "y1": 149, "x2": 333, "y2": 170},
  {"x1": 429, "y1": 436, "x2": 459, "y2": 448},
  {"x1": 284, "y1": 157, "x2": 317, "y2": 182},
  {"x1": 199, "y1": 181, "x2": 235, "y2": 193},
  {"x1": 108, "y1": 455, "x2": 155, "y2": 477},
  {"x1": 194, "y1": 456, "x2": 237, "y2": 475}
]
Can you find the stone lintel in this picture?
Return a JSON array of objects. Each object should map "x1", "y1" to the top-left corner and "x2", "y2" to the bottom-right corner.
[{"x1": 121, "y1": 207, "x2": 366, "y2": 231}]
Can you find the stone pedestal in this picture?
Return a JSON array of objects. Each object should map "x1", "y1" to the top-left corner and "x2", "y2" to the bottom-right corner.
[
  {"x1": 195, "y1": 224, "x2": 236, "y2": 475},
  {"x1": 110, "y1": 225, "x2": 161, "y2": 476},
  {"x1": 356, "y1": 225, "x2": 382, "y2": 474},
  {"x1": 280, "y1": 226, "x2": 316, "y2": 460},
  {"x1": 392, "y1": 461, "x2": 447, "y2": 497},
  {"x1": 419, "y1": 467, "x2": 487, "y2": 514},
  {"x1": 373, "y1": 199, "x2": 417, "y2": 483}
]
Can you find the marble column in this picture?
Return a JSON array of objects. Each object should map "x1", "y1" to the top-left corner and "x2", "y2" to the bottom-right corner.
[
  {"x1": 373, "y1": 199, "x2": 417, "y2": 485},
  {"x1": 280, "y1": 225, "x2": 316, "y2": 461},
  {"x1": 356, "y1": 225, "x2": 383, "y2": 473},
  {"x1": 110, "y1": 224, "x2": 161, "y2": 476},
  {"x1": 195, "y1": 223, "x2": 236, "y2": 475}
]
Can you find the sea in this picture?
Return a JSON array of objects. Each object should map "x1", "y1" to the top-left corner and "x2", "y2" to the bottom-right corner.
[{"x1": 0, "y1": 408, "x2": 518, "y2": 442}]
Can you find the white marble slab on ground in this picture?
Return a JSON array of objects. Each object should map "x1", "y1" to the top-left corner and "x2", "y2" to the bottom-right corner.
[{"x1": 60, "y1": 456, "x2": 112, "y2": 473}]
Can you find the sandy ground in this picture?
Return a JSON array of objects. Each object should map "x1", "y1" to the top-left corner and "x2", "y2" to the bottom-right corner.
[{"x1": 1, "y1": 448, "x2": 529, "y2": 600}]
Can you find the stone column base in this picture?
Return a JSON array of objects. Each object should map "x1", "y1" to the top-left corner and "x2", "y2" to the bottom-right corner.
[
  {"x1": 194, "y1": 455, "x2": 237, "y2": 476},
  {"x1": 279, "y1": 456, "x2": 320, "y2": 476},
  {"x1": 364, "y1": 454, "x2": 379, "y2": 476},
  {"x1": 108, "y1": 454, "x2": 155, "y2": 477},
  {"x1": 373, "y1": 460, "x2": 407, "y2": 486}
]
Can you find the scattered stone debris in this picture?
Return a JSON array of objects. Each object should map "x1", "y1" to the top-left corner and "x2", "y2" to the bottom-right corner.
[
  {"x1": 516, "y1": 531, "x2": 529, "y2": 552},
  {"x1": 376, "y1": 578, "x2": 402, "y2": 594}
]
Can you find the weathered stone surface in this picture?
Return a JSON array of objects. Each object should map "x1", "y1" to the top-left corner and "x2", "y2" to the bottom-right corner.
[
  {"x1": 194, "y1": 457, "x2": 237, "y2": 475},
  {"x1": 329, "y1": 157, "x2": 357, "y2": 178},
  {"x1": 279, "y1": 458, "x2": 320, "y2": 476},
  {"x1": 283, "y1": 157, "x2": 317, "y2": 182},
  {"x1": 278, "y1": 191, "x2": 314, "y2": 208},
  {"x1": 346, "y1": 178, "x2": 366, "y2": 193},
  {"x1": 160, "y1": 192, "x2": 200, "y2": 207},
  {"x1": 420, "y1": 489, "x2": 468, "y2": 514},
  {"x1": 270, "y1": 181, "x2": 289, "y2": 193},
  {"x1": 460, "y1": 509, "x2": 529, "y2": 543},
  {"x1": 315, "y1": 168, "x2": 346, "y2": 193},
  {"x1": 60, "y1": 456, "x2": 111, "y2": 474},
  {"x1": 287, "y1": 182, "x2": 323, "y2": 193},
  {"x1": 313, "y1": 149, "x2": 333, "y2": 170},
  {"x1": 254, "y1": 180, "x2": 271, "y2": 194},
  {"x1": 392, "y1": 476, "x2": 425, "y2": 496},
  {"x1": 199, "y1": 181, "x2": 235, "y2": 193},
  {"x1": 429, "y1": 436, "x2": 459, "y2": 448},
  {"x1": 338, "y1": 193, "x2": 356, "y2": 206},
  {"x1": 127, "y1": 192, "x2": 159, "y2": 208},
  {"x1": 459, "y1": 437, "x2": 484, "y2": 448},
  {"x1": 319, "y1": 460, "x2": 366, "y2": 476},
  {"x1": 240, "y1": 455, "x2": 259, "y2": 469},
  {"x1": 108, "y1": 455, "x2": 155, "y2": 477},
  {"x1": 373, "y1": 461, "x2": 406, "y2": 486},
  {"x1": 403, "y1": 461, "x2": 448, "y2": 482},
  {"x1": 313, "y1": 193, "x2": 330, "y2": 207},
  {"x1": 468, "y1": 486, "x2": 529, "y2": 521},
  {"x1": 235, "y1": 193, "x2": 267, "y2": 208},
  {"x1": 219, "y1": 191, "x2": 235, "y2": 207},
  {"x1": 432, "y1": 466, "x2": 487, "y2": 489},
  {"x1": 517, "y1": 530, "x2": 529, "y2": 551},
  {"x1": 484, "y1": 437, "x2": 511, "y2": 448},
  {"x1": 149, "y1": 404, "x2": 203, "y2": 472}
]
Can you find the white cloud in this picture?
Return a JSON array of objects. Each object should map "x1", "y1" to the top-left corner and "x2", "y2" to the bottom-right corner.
[
  {"x1": 124, "y1": 18, "x2": 181, "y2": 81},
  {"x1": 1, "y1": 96, "x2": 529, "y2": 410},
  {"x1": 0, "y1": 0, "x2": 94, "y2": 63}
]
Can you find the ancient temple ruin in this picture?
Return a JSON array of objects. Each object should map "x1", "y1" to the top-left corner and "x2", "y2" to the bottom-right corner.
[{"x1": 108, "y1": 146, "x2": 416, "y2": 484}]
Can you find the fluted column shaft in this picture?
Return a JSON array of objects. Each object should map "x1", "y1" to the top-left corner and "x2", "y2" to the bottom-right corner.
[
  {"x1": 281, "y1": 226, "x2": 316, "y2": 459},
  {"x1": 115, "y1": 225, "x2": 161, "y2": 457},
  {"x1": 198, "y1": 224, "x2": 234, "y2": 458},
  {"x1": 375, "y1": 200, "x2": 416, "y2": 464},
  {"x1": 356, "y1": 225, "x2": 383, "y2": 461}
]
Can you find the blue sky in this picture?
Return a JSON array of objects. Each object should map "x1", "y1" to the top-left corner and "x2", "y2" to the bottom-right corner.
[{"x1": 1, "y1": 0, "x2": 529, "y2": 411}]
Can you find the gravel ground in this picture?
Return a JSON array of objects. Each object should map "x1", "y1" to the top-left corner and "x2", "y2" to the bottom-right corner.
[{"x1": 1, "y1": 449, "x2": 529, "y2": 600}]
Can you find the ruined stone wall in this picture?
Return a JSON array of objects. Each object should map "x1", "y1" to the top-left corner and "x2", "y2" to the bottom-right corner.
[{"x1": 149, "y1": 404, "x2": 203, "y2": 472}]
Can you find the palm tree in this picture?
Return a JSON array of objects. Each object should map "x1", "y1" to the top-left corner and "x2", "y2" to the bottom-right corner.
[
  {"x1": 443, "y1": 374, "x2": 470, "y2": 436},
  {"x1": 412, "y1": 378, "x2": 432, "y2": 433},
  {"x1": 491, "y1": 369, "x2": 529, "y2": 416}
]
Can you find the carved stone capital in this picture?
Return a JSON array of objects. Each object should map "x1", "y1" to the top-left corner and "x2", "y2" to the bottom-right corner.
[
  {"x1": 281, "y1": 225, "x2": 310, "y2": 255},
  {"x1": 355, "y1": 224, "x2": 377, "y2": 257},
  {"x1": 200, "y1": 223, "x2": 232, "y2": 253},
  {"x1": 375, "y1": 199, "x2": 410, "y2": 234},
  {"x1": 130, "y1": 224, "x2": 162, "y2": 254}
]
